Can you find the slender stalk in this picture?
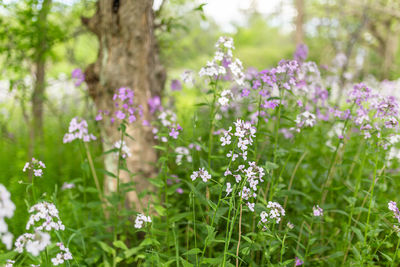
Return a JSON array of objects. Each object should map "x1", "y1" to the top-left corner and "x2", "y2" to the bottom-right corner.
[
  {"x1": 236, "y1": 203, "x2": 243, "y2": 267},
  {"x1": 304, "y1": 220, "x2": 314, "y2": 261},
  {"x1": 191, "y1": 192, "x2": 198, "y2": 266},
  {"x1": 392, "y1": 236, "x2": 400, "y2": 267},
  {"x1": 283, "y1": 151, "x2": 307, "y2": 211},
  {"x1": 200, "y1": 138, "x2": 239, "y2": 260},
  {"x1": 280, "y1": 231, "x2": 288, "y2": 263},
  {"x1": 116, "y1": 127, "x2": 125, "y2": 196},
  {"x1": 265, "y1": 89, "x2": 284, "y2": 200},
  {"x1": 363, "y1": 152, "x2": 379, "y2": 245},
  {"x1": 173, "y1": 223, "x2": 180, "y2": 267},
  {"x1": 254, "y1": 95, "x2": 263, "y2": 162},
  {"x1": 84, "y1": 142, "x2": 103, "y2": 203},
  {"x1": 342, "y1": 149, "x2": 367, "y2": 263}
]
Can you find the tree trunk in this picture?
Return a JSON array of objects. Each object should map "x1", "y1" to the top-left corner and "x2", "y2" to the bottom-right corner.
[
  {"x1": 83, "y1": 0, "x2": 165, "y2": 211},
  {"x1": 31, "y1": 0, "x2": 52, "y2": 149},
  {"x1": 294, "y1": 0, "x2": 305, "y2": 45}
]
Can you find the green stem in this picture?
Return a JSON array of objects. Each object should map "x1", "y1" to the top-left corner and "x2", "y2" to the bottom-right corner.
[
  {"x1": 304, "y1": 220, "x2": 314, "y2": 261},
  {"x1": 363, "y1": 152, "x2": 379, "y2": 245},
  {"x1": 280, "y1": 231, "x2": 288, "y2": 263},
  {"x1": 392, "y1": 236, "x2": 400, "y2": 267},
  {"x1": 342, "y1": 149, "x2": 367, "y2": 263},
  {"x1": 191, "y1": 192, "x2": 198, "y2": 267}
]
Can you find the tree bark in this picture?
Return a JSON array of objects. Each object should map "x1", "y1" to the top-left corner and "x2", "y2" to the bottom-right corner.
[
  {"x1": 294, "y1": 0, "x2": 305, "y2": 45},
  {"x1": 31, "y1": 0, "x2": 52, "y2": 148},
  {"x1": 83, "y1": 0, "x2": 165, "y2": 211}
]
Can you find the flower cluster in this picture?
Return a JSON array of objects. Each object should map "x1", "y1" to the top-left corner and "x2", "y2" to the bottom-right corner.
[
  {"x1": 190, "y1": 168, "x2": 211, "y2": 183},
  {"x1": 26, "y1": 202, "x2": 65, "y2": 232},
  {"x1": 96, "y1": 87, "x2": 143, "y2": 124},
  {"x1": 199, "y1": 36, "x2": 245, "y2": 85},
  {"x1": 218, "y1": 89, "x2": 234, "y2": 106},
  {"x1": 151, "y1": 109, "x2": 182, "y2": 142},
  {"x1": 61, "y1": 182, "x2": 75, "y2": 190},
  {"x1": 295, "y1": 256, "x2": 304, "y2": 266},
  {"x1": 388, "y1": 201, "x2": 400, "y2": 223},
  {"x1": 224, "y1": 161, "x2": 265, "y2": 212},
  {"x1": 148, "y1": 96, "x2": 162, "y2": 115},
  {"x1": 63, "y1": 117, "x2": 96, "y2": 143},
  {"x1": 134, "y1": 213, "x2": 152, "y2": 229},
  {"x1": 15, "y1": 231, "x2": 51, "y2": 256},
  {"x1": 221, "y1": 119, "x2": 256, "y2": 161},
  {"x1": 0, "y1": 184, "x2": 15, "y2": 250},
  {"x1": 51, "y1": 242, "x2": 73, "y2": 265},
  {"x1": 259, "y1": 201, "x2": 286, "y2": 226},
  {"x1": 71, "y1": 68, "x2": 85, "y2": 87},
  {"x1": 175, "y1": 147, "x2": 192, "y2": 165},
  {"x1": 255, "y1": 60, "x2": 299, "y2": 92},
  {"x1": 5, "y1": 259, "x2": 15, "y2": 267},
  {"x1": 22, "y1": 158, "x2": 46, "y2": 177},
  {"x1": 347, "y1": 83, "x2": 400, "y2": 139},
  {"x1": 294, "y1": 43, "x2": 308, "y2": 63},
  {"x1": 293, "y1": 111, "x2": 316, "y2": 132},
  {"x1": 313, "y1": 205, "x2": 323, "y2": 217},
  {"x1": 114, "y1": 140, "x2": 131, "y2": 159}
]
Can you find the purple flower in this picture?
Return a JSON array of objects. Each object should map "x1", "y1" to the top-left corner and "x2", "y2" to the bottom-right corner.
[
  {"x1": 148, "y1": 96, "x2": 162, "y2": 114},
  {"x1": 295, "y1": 257, "x2": 304, "y2": 266},
  {"x1": 63, "y1": 117, "x2": 96, "y2": 143},
  {"x1": 313, "y1": 205, "x2": 323, "y2": 217},
  {"x1": 176, "y1": 188, "x2": 183, "y2": 194},
  {"x1": 171, "y1": 79, "x2": 182, "y2": 91},
  {"x1": 115, "y1": 110, "x2": 125, "y2": 120},
  {"x1": 388, "y1": 201, "x2": 400, "y2": 223},
  {"x1": 293, "y1": 44, "x2": 308, "y2": 62},
  {"x1": 71, "y1": 68, "x2": 85, "y2": 87},
  {"x1": 241, "y1": 88, "x2": 250, "y2": 97},
  {"x1": 262, "y1": 100, "x2": 279, "y2": 110},
  {"x1": 169, "y1": 128, "x2": 179, "y2": 139}
]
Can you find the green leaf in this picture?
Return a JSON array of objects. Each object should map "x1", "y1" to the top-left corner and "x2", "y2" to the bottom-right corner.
[
  {"x1": 154, "y1": 205, "x2": 167, "y2": 216},
  {"x1": 113, "y1": 240, "x2": 128, "y2": 251},
  {"x1": 264, "y1": 161, "x2": 279, "y2": 170},
  {"x1": 183, "y1": 248, "x2": 202, "y2": 255},
  {"x1": 98, "y1": 241, "x2": 115, "y2": 255}
]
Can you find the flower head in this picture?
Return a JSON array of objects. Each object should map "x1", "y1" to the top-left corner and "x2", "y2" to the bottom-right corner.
[
  {"x1": 190, "y1": 168, "x2": 211, "y2": 183},
  {"x1": 26, "y1": 202, "x2": 65, "y2": 232},
  {"x1": 51, "y1": 242, "x2": 73, "y2": 266},
  {"x1": 63, "y1": 117, "x2": 96, "y2": 143},
  {"x1": 22, "y1": 158, "x2": 46, "y2": 177},
  {"x1": 313, "y1": 205, "x2": 323, "y2": 217},
  {"x1": 134, "y1": 214, "x2": 151, "y2": 229},
  {"x1": 71, "y1": 68, "x2": 85, "y2": 87}
]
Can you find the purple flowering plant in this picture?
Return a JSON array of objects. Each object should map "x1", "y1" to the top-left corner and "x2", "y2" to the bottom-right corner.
[{"x1": 6, "y1": 36, "x2": 400, "y2": 267}]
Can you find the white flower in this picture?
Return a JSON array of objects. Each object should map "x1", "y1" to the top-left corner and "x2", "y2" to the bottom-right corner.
[
  {"x1": 190, "y1": 168, "x2": 211, "y2": 183},
  {"x1": 26, "y1": 202, "x2": 65, "y2": 232},
  {"x1": 61, "y1": 182, "x2": 75, "y2": 190},
  {"x1": 226, "y1": 183, "x2": 232, "y2": 196},
  {"x1": 113, "y1": 140, "x2": 131, "y2": 158},
  {"x1": 247, "y1": 202, "x2": 255, "y2": 212},
  {"x1": 295, "y1": 111, "x2": 316, "y2": 131},
  {"x1": 15, "y1": 231, "x2": 51, "y2": 256},
  {"x1": 0, "y1": 184, "x2": 15, "y2": 250},
  {"x1": 5, "y1": 260, "x2": 15, "y2": 267},
  {"x1": 313, "y1": 205, "x2": 323, "y2": 217},
  {"x1": 175, "y1": 147, "x2": 192, "y2": 165},
  {"x1": 259, "y1": 202, "x2": 285, "y2": 224},
  {"x1": 134, "y1": 214, "x2": 152, "y2": 229},
  {"x1": 181, "y1": 70, "x2": 194, "y2": 86},
  {"x1": 51, "y1": 242, "x2": 73, "y2": 266}
]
